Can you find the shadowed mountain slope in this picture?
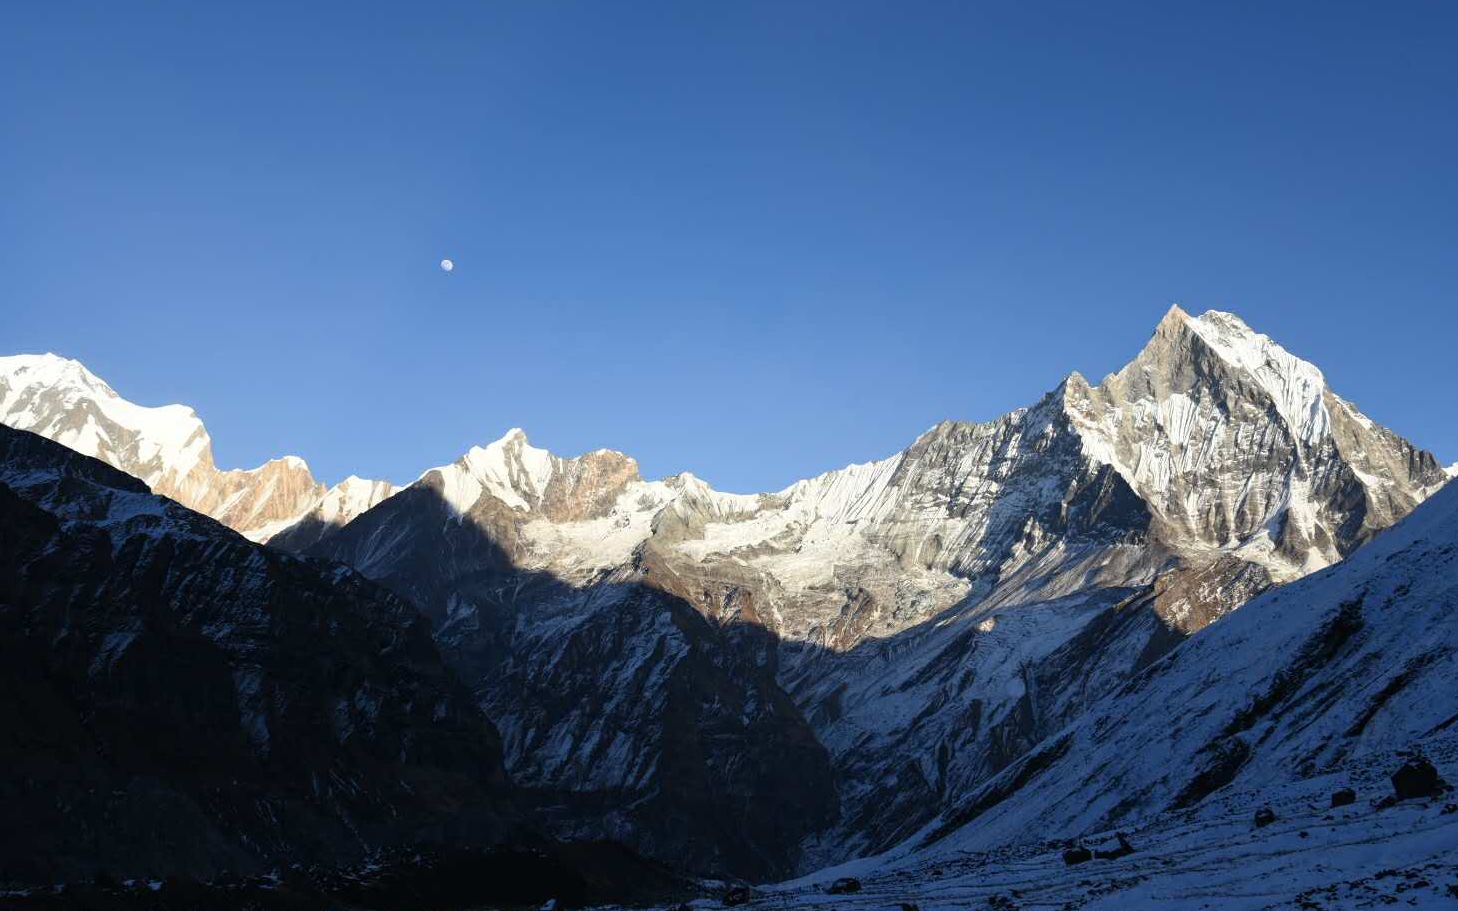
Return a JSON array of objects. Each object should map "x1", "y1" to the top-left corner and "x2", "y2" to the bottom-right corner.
[{"x1": 0, "y1": 425, "x2": 514, "y2": 884}]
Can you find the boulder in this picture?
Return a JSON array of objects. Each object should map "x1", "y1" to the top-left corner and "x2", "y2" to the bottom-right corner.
[
  {"x1": 1062, "y1": 845, "x2": 1093, "y2": 866},
  {"x1": 1254, "y1": 807, "x2": 1277, "y2": 828},
  {"x1": 826, "y1": 877, "x2": 862, "y2": 895},
  {"x1": 1391, "y1": 756, "x2": 1448, "y2": 800},
  {"x1": 1331, "y1": 788, "x2": 1356, "y2": 808}
]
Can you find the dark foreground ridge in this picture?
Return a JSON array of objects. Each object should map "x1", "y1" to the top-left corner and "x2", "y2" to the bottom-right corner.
[{"x1": 0, "y1": 425, "x2": 694, "y2": 908}]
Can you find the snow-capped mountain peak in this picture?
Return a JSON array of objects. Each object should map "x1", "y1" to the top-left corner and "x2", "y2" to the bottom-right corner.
[
  {"x1": 315, "y1": 475, "x2": 398, "y2": 523},
  {"x1": 1182, "y1": 307, "x2": 1330, "y2": 443},
  {"x1": 457, "y1": 427, "x2": 560, "y2": 509},
  {"x1": 1058, "y1": 308, "x2": 1438, "y2": 577},
  {"x1": 0, "y1": 352, "x2": 392, "y2": 541},
  {"x1": 0, "y1": 353, "x2": 212, "y2": 486}
]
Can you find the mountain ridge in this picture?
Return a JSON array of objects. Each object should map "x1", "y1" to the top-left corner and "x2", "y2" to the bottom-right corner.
[
  {"x1": 4, "y1": 307, "x2": 1448, "y2": 553},
  {"x1": 284, "y1": 307, "x2": 1448, "y2": 875},
  {"x1": 3, "y1": 309, "x2": 1451, "y2": 880}
]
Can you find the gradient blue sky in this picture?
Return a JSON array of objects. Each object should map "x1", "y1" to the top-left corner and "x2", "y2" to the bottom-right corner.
[{"x1": 4, "y1": 2, "x2": 1456, "y2": 490}]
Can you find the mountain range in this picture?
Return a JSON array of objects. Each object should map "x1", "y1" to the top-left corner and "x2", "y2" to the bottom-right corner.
[{"x1": 1, "y1": 306, "x2": 1453, "y2": 904}]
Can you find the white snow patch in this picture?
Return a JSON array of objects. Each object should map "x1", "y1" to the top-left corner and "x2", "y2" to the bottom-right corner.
[
  {"x1": 1185, "y1": 310, "x2": 1331, "y2": 445},
  {"x1": 0, "y1": 353, "x2": 213, "y2": 483}
]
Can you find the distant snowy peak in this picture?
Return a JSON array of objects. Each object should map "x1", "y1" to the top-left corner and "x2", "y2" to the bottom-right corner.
[
  {"x1": 448, "y1": 427, "x2": 562, "y2": 513},
  {"x1": 321, "y1": 475, "x2": 401, "y2": 524},
  {"x1": 263, "y1": 474, "x2": 401, "y2": 551},
  {"x1": 0, "y1": 353, "x2": 212, "y2": 487},
  {"x1": 0, "y1": 352, "x2": 396, "y2": 541},
  {"x1": 424, "y1": 427, "x2": 646, "y2": 524},
  {"x1": 1077, "y1": 304, "x2": 1331, "y2": 450}
]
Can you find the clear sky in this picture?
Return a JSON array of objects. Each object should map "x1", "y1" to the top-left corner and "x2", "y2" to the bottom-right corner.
[{"x1": 4, "y1": 2, "x2": 1455, "y2": 490}]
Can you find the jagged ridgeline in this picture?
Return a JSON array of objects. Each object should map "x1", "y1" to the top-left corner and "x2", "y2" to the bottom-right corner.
[{"x1": 1, "y1": 306, "x2": 1450, "y2": 882}]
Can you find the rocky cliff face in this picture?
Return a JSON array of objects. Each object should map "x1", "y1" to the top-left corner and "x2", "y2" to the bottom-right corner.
[
  {"x1": 0, "y1": 354, "x2": 394, "y2": 541},
  {"x1": 290, "y1": 307, "x2": 1446, "y2": 875},
  {"x1": 1063, "y1": 307, "x2": 1440, "y2": 576},
  {"x1": 0, "y1": 425, "x2": 514, "y2": 885}
]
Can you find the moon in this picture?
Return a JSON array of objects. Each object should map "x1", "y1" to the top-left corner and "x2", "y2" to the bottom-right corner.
[{"x1": 440, "y1": 258, "x2": 454, "y2": 273}]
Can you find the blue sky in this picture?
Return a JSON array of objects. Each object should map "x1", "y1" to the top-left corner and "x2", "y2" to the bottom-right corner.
[{"x1": 4, "y1": 2, "x2": 1455, "y2": 490}]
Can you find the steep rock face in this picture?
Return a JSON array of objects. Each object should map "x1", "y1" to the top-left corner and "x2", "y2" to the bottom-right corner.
[
  {"x1": 294, "y1": 309, "x2": 1446, "y2": 875},
  {"x1": 185, "y1": 453, "x2": 325, "y2": 541},
  {"x1": 913, "y1": 475, "x2": 1458, "y2": 857},
  {"x1": 0, "y1": 425, "x2": 514, "y2": 884},
  {"x1": 0, "y1": 354, "x2": 395, "y2": 541}
]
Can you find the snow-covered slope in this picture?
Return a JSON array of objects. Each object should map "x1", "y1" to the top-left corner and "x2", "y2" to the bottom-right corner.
[
  {"x1": 916, "y1": 475, "x2": 1458, "y2": 856},
  {"x1": 693, "y1": 774, "x2": 1458, "y2": 910},
  {"x1": 687, "y1": 471, "x2": 1458, "y2": 909},
  {"x1": 607, "y1": 478, "x2": 1458, "y2": 909},
  {"x1": 295, "y1": 307, "x2": 1448, "y2": 876},
  {"x1": 0, "y1": 353, "x2": 395, "y2": 540}
]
